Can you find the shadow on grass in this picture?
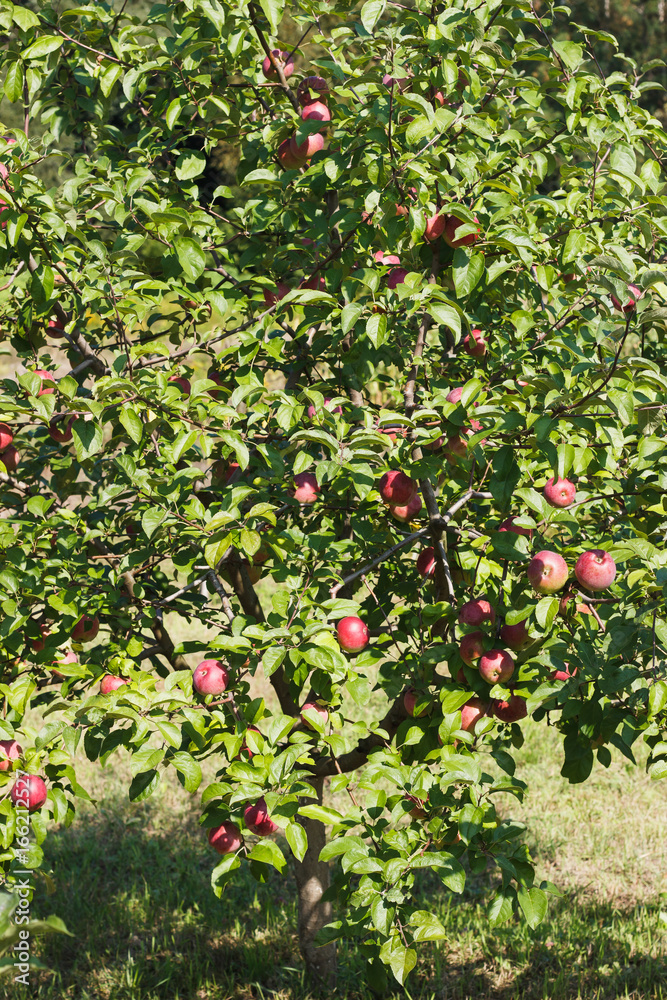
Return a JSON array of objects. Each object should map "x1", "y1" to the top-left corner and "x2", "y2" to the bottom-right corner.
[{"x1": 5, "y1": 799, "x2": 666, "y2": 1000}]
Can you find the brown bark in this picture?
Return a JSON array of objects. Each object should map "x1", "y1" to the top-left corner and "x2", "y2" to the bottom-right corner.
[{"x1": 294, "y1": 777, "x2": 336, "y2": 986}]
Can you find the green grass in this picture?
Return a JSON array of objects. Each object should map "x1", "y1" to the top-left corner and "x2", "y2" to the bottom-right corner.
[{"x1": 4, "y1": 720, "x2": 666, "y2": 1000}]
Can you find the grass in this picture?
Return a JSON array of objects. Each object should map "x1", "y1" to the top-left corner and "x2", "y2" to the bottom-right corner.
[{"x1": 3, "y1": 719, "x2": 665, "y2": 1000}]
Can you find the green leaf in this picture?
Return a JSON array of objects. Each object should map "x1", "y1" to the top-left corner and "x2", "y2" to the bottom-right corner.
[
  {"x1": 175, "y1": 149, "x2": 207, "y2": 181},
  {"x1": 12, "y1": 7, "x2": 40, "y2": 29},
  {"x1": 174, "y1": 237, "x2": 206, "y2": 280},
  {"x1": 517, "y1": 886, "x2": 548, "y2": 929},
  {"x1": 409, "y1": 910, "x2": 448, "y2": 942},
  {"x1": 119, "y1": 407, "x2": 142, "y2": 444},
  {"x1": 648, "y1": 681, "x2": 667, "y2": 718},
  {"x1": 22, "y1": 36, "x2": 63, "y2": 60},
  {"x1": 452, "y1": 249, "x2": 485, "y2": 298},
  {"x1": 535, "y1": 596, "x2": 559, "y2": 631},
  {"x1": 360, "y1": 0, "x2": 385, "y2": 32},
  {"x1": 258, "y1": 0, "x2": 284, "y2": 33},
  {"x1": 285, "y1": 821, "x2": 308, "y2": 861},
  {"x1": 170, "y1": 751, "x2": 203, "y2": 792},
  {"x1": 3, "y1": 61, "x2": 23, "y2": 104},
  {"x1": 165, "y1": 98, "x2": 183, "y2": 130},
  {"x1": 562, "y1": 229, "x2": 586, "y2": 264},
  {"x1": 380, "y1": 937, "x2": 417, "y2": 986},
  {"x1": 553, "y1": 40, "x2": 584, "y2": 70},
  {"x1": 71, "y1": 420, "x2": 104, "y2": 461},
  {"x1": 299, "y1": 804, "x2": 345, "y2": 825},
  {"x1": 247, "y1": 839, "x2": 287, "y2": 871},
  {"x1": 128, "y1": 769, "x2": 161, "y2": 802},
  {"x1": 366, "y1": 312, "x2": 388, "y2": 348},
  {"x1": 142, "y1": 508, "x2": 164, "y2": 539},
  {"x1": 262, "y1": 646, "x2": 285, "y2": 678}
]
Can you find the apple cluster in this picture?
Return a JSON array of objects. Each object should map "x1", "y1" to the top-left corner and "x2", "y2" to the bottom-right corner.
[{"x1": 276, "y1": 63, "x2": 330, "y2": 170}]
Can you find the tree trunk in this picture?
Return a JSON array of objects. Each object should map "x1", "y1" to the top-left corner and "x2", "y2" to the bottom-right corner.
[{"x1": 293, "y1": 777, "x2": 336, "y2": 987}]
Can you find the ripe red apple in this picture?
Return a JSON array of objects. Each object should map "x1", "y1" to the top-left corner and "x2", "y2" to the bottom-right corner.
[
  {"x1": 527, "y1": 551, "x2": 568, "y2": 594},
  {"x1": 446, "y1": 386, "x2": 463, "y2": 404},
  {"x1": 47, "y1": 317, "x2": 66, "y2": 337},
  {"x1": 0, "y1": 422, "x2": 12, "y2": 451},
  {"x1": 0, "y1": 739, "x2": 21, "y2": 771},
  {"x1": 551, "y1": 662, "x2": 577, "y2": 681},
  {"x1": 444, "y1": 434, "x2": 468, "y2": 462},
  {"x1": 292, "y1": 471, "x2": 320, "y2": 504},
  {"x1": 208, "y1": 821, "x2": 242, "y2": 854},
  {"x1": 301, "y1": 101, "x2": 330, "y2": 122},
  {"x1": 574, "y1": 550, "x2": 616, "y2": 591},
  {"x1": 460, "y1": 697, "x2": 490, "y2": 734},
  {"x1": 404, "y1": 688, "x2": 428, "y2": 717},
  {"x1": 405, "y1": 794, "x2": 426, "y2": 818},
  {"x1": 49, "y1": 416, "x2": 74, "y2": 443},
  {"x1": 0, "y1": 445, "x2": 19, "y2": 472},
  {"x1": 424, "y1": 214, "x2": 445, "y2": 242},
  {"x1": 72, "y1": 615, "x2": 100, "y2": 643},
  {"x1": 459, "y1": 630, "x2": 486, "y2": 666},
  {"x1": 444, "y1": 215, "x2": 481, "y2": 248},
  {"x1": 206, "y1": 368, "x2": 228, "y2": 398},
  {"x1": 544, "y1": 476, "x2": 576, "y2": 508},
  {"x1": 416, "y1": 546, "x2": 436, "y2": 578},
  {"x1": 244, "y1": 797, "x2": 278, "y2": 836},
  {"x1": 387, "y1": 267, "x2": 408, "y2": 289},
  {"x1": 390, "y1": 491, "x2": 422, "y2": 522},
  {"x1": 52, "y1": 649, "x2": 78, "y2": 679},
  {"x1": 11, "y1": 774, "x2": 47, "y2": 813},
  {"x1": 378, "y1": 470, "x2": 417, "y2": 505},
  {"x1": 289, "y1": 132, "x2": 324, "y2": 161},
  {"x1": 610, "y1": 283, "x2": 642, "y2": 312},
  {"x1": 458, "y1": 599, "x2": 495, "y2": 627},
  {"x1": 31, "y1": 369, "x2": 55, "y2": 396},
  {"x1": 374, "y1": 250, "x2": 401, "y2": 267},
  {"x1": 30, "y1": 623, "x2": 50, "y2": 653},
  {"x1": 493, "y1": 695, "x2": 528, "y2": 723},
  {"x1": 239, "y1": 726, "x2": 261, "y2": 760},
  {"x1": 463, "y1": 328, "x2": 486, "y2": 357},
  {"x1": 337, "y1": 616, "x2": 369, "y2": 653},
  {"x1": 500, "y1": 620, "x2": 532, "y2": 650},
  {"x1": 193, "y1": 659, "x2": 229, "y2": 696},
  {"x1": 498, "y1": 516, "x2": 532, "y2": 539},
  {"x1": 262, "y1": 49, "x2": 294, "y2": 80},
  {"x1": 0, "y1": 136, "x2": 16, "y2": 181},
  {"x1": 263, "y1": 281, "x2": 291, "y2": 307},
  {"x1": 277, "y1": 138, "x2": 302, "y2": 170},
  {"x1": 297, "y1": 76, "x2": 329, "y2": 106},
  {"x1": 169, "y1": 375, "x2": 191, "y2": 395},
  {"x1": 300, "y1": 274, "x2": 326, "y2": 292},
  {"x1": 301, "y1": 701, "x2": 329, "y2": 729},
  {"x1": 100, "y1": 674, "x2": 128, "y2": 694},
  {"x1": 307, "y1": 398, "x2": 342, "y2": 420},
  {"x1": 478, "y1": 648, "x2": 515, "y2": 685}
]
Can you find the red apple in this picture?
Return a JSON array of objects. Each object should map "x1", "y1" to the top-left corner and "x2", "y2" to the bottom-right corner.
[
  {"x1": 446, "y1": 386, "x2": 463, "y2": 404},
  {"x1": 297, "y1": 76, "x2": 330, "y2": 106},
  {"x1": 206, "y1": 368, "x2": 228, "y2": 398},
  {"x1": 289, "y1": 132, "x2": 324, "y2": 161},
  {"x1": 460, "y1": 697, "x2": 490, "y2": 734},
  {"x1": 374, "y1": 250, "x2": 402, "y2": 266},
  {"x1": 301, "y1": 101, "x2": 330, "y2": 122},
  {"x1": 307, "y1": 398, "x2": 342, "y2": 421},
  {"x1": 52, "y1": 649, "x2": 78, "y2": 678},
  {"x1": 444, "y1": 214, "x2": 481, "y2": 248},
  {"x1": 574, "y1": 550, "x2": 616, "y2": 591},
  {"x1": 193, "y1": 659, "x2": 229, "y2": 696},
  {"x1": 0, "y1": 740, "x2": 21, "y2": 771},
  {"x1": 208, "y1": 821, "x2": 242, "y2": 854},
  {"x1": 169, "y1": 375, "x2": 191, "y2": 395},
  {"x1": 0, "y1": 422, "x2": 12, "y2": 451},
  {"x1": 551, "y1": 663, "x2": 577, "y2": 681},
  {"x1": 459, "y1": 630, "x2": 486, "y2": 666},
  {"x1": 416, "y1": 547, "x2": 436, "y2": 578},
  {"x1": 30, "y1": 623, "x2": 50, "y2": 653},
  {"x1": 493, "y1": 695, "x2": 528, "y2": 723},
  {"x1": 478, "y1": 648, "x2": 515, "y2": 685},
  {"x1": 458, "y1": 599, "x2": 495, "y2": 627},
  {"x1": 389, "y1": 491, "x2": 422, "y2": 522},
  {"x1": 47, "y1": 317, "x2": 66, "y2": 337},
  {"x1": 424, "y1": 214, "x2": 445, "y2": 242},
  {"x1": 382, "y1": 74, "x2": 410, "y2": 92},
  {"x1": 378, "y1": 470, "x2": 417, "y2": 505},
  {"x1": 262, "y1": 49, "x2": 294, "y2": 80},
  {"x1": 500, "y1": 620, "x2": 532, "y2": 650},
  {"x1": 263, "y1": 281, "x2": 291, "y2": 307},
  {"x1": 300, "y1": 274, "x2": 326, "y2": 292},
  {"x1": 277, "y1": 138, "x2": 302, "y2": 170},
  {"x1": 336, "y1": 616, "x2": 369, "y2": 653},
  {"x1": 387, "y1": 267, "x2": 408, "y2": 289},
  {"x1": 100, "y1": 674, "x2": 128, "y2": 694},
  {"x1": 544, "y1": 476, "x2": 576, "y2": 508},
  {"x1": 301, "y1": 701, "x2": 329, "y2": 729},
  {"x1": 49, "y1": 416, "x2": 74, "y2": 443},
  {"x1": 463, "y1": 328, "x2": 486, "y2": 357},
  {"x1": 610, "y1": 283, "x2": 642, "y2": 312},
  {"x1": 444, "y1": 434, "x2": 468, "y2": 462},
  {"x1": 498, "y1": 516, "x2": 532, "y2": 539},
  {"x1": 72, "y1": 615, "x2": 100, "y2": 643},
  {"x1": 0, "y1": 445, "x2": 19, "y2": 472},
  {"x1": 292, "y1": 471, "x2": 320, "y2": 504},
  {"x1": 11, "y1": 774, "x2": 47, "y2": 813},
  {"x1": 405, "y1": 794, "x2": 426, "y2": 818},
  {"x1": 30, "y1": 370, "x2": 56, "y2": 396},
  {"x1": 404, "y1": 688, "x2": 427, "y2": 717},
  {"x1": 527, "y1": 551, "x2": 568, "y2": 594},
  {"x1": 244, "y1": 797, "x2": 278, "y2": 836}
]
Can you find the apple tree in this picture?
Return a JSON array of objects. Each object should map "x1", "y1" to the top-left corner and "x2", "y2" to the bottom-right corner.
[{"x1": 0, "y1": 0, "x2": 666, "y2": 988}]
